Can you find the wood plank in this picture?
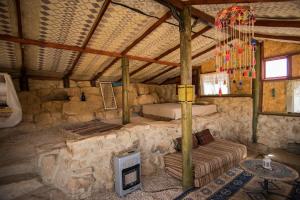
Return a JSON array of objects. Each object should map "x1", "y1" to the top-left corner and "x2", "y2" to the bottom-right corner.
[
  {"x1": 180, "y1": 6, "x2": 193, "y2": 190},
  {"x1": 252, "y1": 41, "x2": 262, "y2": 143},
  {"x1": 0, "y1": 34, "x2": 179, "y2": 66},
  {"x1": 122, "y1": 56, "x2": 130, "y2": 125},
  {"x1": 64, "y1": 0, "x2": 111, "y2": 78},
  {"x1": 129, "y1": 26, "x2": 211, "y2": 78},
  {"x1": 183, "y1": 0, "x2": 291, "y2": 5},
  {"x1": 254, "y1": 33, "x2": 300, "y2": 42},
  {"x1": 255, "y1": 20, "x2": 300, "y2": 28},
  {"x1": 92, "y1": 11, "x2": 172, "y2": 81}
]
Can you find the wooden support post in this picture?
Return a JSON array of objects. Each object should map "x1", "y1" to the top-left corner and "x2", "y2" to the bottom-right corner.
[
  {"x1": 180, "y1": 6, "x2": 193, "y2": 190},
  {"x1": 63, "y1": 77, "x2": 70, "y2": 88},
  {"x1": 252, "y1": 41, "x2": 262, "y2": 143},
  {"x1": 90, "y1": 80, "x2": 96, "y2": 87},
  {"x1": 19, "y1": 69, "x2": 29, "y2": 91},
  {"x1": 122, "y1": 56, "x2": 130, "y2": 125}
]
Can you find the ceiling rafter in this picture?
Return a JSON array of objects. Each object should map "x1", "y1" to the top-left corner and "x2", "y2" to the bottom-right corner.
[
  {"x1": 64, "y1": 0, "x2": 111, "y2": 78},
  {"x1": 148, "y1": 37, "x2": 234, "y2": 82},
  {"x1": 0, "y1": 34, "x2": 179, "y2": 67},
  {"x1": 183, "y1": 0, "x2": 292, "y2": 5},
  {"x1": 255, "y1": 20, "x2": 300, "y2": 28},
  {"x1": 92, "y1": 10, "x2": 172, "y2": 81},
  {"x1": 151, "y1": 32, "x2": 300, "y2": 82},
  {"x1": 158, "y1": 1, "x2": 300, "y2": 28},
  {"x1": 128, "y1": 26, "x2": 212, "y2": 79},
  {"x1": 143, "y1": 66, "x2": 176, "y2": 83},
  {"x1": 254, "y1": 33, "x2": 300, "y2": 42}
]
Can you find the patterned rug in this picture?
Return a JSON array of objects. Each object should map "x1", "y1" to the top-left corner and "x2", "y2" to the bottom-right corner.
[
  {"x1": 96, "y1": 168, "x2": 300, "y2": 200},
  {"x1": 185, "y1": 167, "x2": 300, "y2": 200}
]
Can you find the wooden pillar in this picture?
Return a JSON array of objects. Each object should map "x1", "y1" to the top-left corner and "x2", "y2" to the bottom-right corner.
[
  {"x1": 63, "y1": 77, "x2": 70, "y2": 88},
  {"x1": 122, "y1": 56, "x2": 130, "y2": 125},
  {"x1": 180, "y1": 6, "x2": 193, "y2": 190},
  {"x1": 90, "y1": 79, "x2": 96, "y2": 87},
  {"x1": 252, "y1": 41, "x2": 262, "y2": 143}
]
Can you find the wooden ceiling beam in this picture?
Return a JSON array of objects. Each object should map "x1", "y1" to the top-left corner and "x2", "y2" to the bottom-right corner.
[
  {"x1": 155, "y1": 0, "x2": 214, "y2": 25},
  {"x1": 254, "y1": 33, "x2": 300, "y2": 42},
  {"x1": 92, "y1": 11, "x2": 172, "y2": 81},
  {"x1": 128, "y1": 26, "x2": 212, "y2": 79},
  {"x1": 183, "y1": 0, "x2": 291, "y2": 5},
  {"x1": 150, "y1": 37, "x2": 234, "y2": 81},
  {"x1": 255, "y1": 20, "x2": 300, "y2": 28},
  {"x1": 0, "y1": 34, "x2": 179, "y2": 66},
  {"x1": 143, "y1": 66, "x2": 176, "y2": 83},
  {"x1": 64, "y1": 0, "x2": 111, "y2": 78},
  {"x1": 157, "y1": 1, "x2": 300, "y2": 28}
]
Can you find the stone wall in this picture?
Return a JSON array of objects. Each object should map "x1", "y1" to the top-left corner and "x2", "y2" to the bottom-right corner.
[
  {"x1": 257, "y1": 115, "x2": 300, "y2": 148},
  {"x1": 198, "y1": 97, "x2": 253, "y2": 144},
  {"x1": 16, "y1": 79, "x2": 177, "y2": 126},
  {"x1": 37, "y1": 97, "x2": 253, "y2": 199}
]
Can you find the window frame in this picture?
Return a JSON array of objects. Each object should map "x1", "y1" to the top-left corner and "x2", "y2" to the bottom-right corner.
[
  {"x1": 200, "y1": 72, "x2": 230, "y2": 96},
  {"x1": 262, "y1": 56, "x2": 290, "y2": 81},
  {"x1": 262, "y1": 55, "x2": 291, "y2": 81},
  {"x1": 261, "y1": 53, "x2": 300, "y2": 117}
]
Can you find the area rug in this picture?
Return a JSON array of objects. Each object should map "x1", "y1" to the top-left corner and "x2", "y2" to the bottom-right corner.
[
  {"x1": 96, "y1": 168, "x2": 300, "y2": 200},
  {"x1": 184, "y1": 167, "x2": 300, "y2": 200}
]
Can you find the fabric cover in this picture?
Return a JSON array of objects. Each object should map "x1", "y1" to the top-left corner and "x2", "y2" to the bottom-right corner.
[
  {"x1": 142, "y1": 103, "x2": 217, "y2": 120},
  {"x1": 0, "y1": 73, "x2": 22, "y2": 128},
  {"x1": 164, "y1": 139, "x2": 247, "y2": 187},
  {"x1": 195, "y1": 129, "x2": 214, "y2": 145}
]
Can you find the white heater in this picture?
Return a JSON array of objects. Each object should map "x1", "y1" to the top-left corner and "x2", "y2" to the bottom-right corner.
[{"x1": 114, "y1": 151, "x2": 141, "y2": 197}]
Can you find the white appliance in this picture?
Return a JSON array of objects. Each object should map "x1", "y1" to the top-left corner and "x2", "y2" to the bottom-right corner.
[{"x1": 114, "y1": 151, "x2": 141, "y2": 197}]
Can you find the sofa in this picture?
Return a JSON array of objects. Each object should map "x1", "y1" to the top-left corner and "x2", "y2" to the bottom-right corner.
[{"x1": 164, "y1": 138, "x2": 247, "y2": 187}]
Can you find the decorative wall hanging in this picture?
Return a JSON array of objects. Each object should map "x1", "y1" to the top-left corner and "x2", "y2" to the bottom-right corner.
[{"x1": 215, "y1": 6, "x2": 256, "y2": 89}]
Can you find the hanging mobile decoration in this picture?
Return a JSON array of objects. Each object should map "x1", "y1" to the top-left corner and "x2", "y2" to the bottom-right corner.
[{"x1": 215, "y1": 6, "x2": 256, "y2": 81}]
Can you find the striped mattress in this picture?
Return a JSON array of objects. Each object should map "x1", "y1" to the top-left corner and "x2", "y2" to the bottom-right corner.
[{"x1": 164, "y1": 139, "x2": 247, "y2": 187}]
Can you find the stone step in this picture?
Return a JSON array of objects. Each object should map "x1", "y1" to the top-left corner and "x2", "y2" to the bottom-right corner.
[
  {"x1": 0, "y1": 173, "x2": 43, "y2": 200},
  {"x1": 0, "y1": 158, "x2": 37, "y2": 178}
]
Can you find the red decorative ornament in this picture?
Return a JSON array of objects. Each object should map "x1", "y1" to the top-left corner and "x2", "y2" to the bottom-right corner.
[
  {"x1": 218, "y1": 87, "x2": 222, "y2": 96},
  {"x1": 215, "y1": 6, "x2": 256, "y2": 80}
]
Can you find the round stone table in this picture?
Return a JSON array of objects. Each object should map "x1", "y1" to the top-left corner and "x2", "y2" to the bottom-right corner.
[{"x1": 240, "y1": 159, "x2": 299, "y2": 199}]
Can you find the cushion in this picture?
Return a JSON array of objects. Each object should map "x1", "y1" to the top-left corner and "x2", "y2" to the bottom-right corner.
[
  {"x1": 195, "y1": 129, "x2": 214, "y2": 145},
  {"x1": 174, "y1": 135, "x2": 198, "y2": 152}
]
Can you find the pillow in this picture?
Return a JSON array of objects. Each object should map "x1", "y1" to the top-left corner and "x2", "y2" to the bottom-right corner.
[
  {"x1": 195, "y1": 129, "x2": 214, "y2": 145},
  {"x1": 174, "y1": 135, "x2": 198, "y2": 152}
]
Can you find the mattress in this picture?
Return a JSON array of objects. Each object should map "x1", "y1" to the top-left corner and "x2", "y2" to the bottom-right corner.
[
  {"x1": 164, "y1": 139, "x2": 247, "y2": 187},
  {"x1": 142, "y1": 103, "x2": 217, "y2": 120}
]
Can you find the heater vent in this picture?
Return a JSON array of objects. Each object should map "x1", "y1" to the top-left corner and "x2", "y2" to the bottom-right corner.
[{"x1": 114, "y1": 151, "x2": 141, "y2": 197}]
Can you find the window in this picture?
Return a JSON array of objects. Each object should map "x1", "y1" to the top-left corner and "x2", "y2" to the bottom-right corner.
[
  {"x1": 200, "y1": 72, "x2": 230, "y2": 95},
  {"x1": 287, "y1": 80, "x2": 300, "y2": 113},
  {"x1": 264, "y1": 57, "x2": 288, "y2": 79}
]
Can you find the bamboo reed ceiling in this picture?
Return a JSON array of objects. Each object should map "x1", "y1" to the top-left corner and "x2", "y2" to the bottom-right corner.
[{"x1": 0, "y1": 0, "x2": 299, "y2": 84}]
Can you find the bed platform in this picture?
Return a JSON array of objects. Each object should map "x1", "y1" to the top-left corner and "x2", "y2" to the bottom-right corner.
[
  {"x1": 142, "y1": 103, "x2": 217, "y2": 120},
  {"x1": 164, "y1": 139, "x2": 247, "y2": 187}
]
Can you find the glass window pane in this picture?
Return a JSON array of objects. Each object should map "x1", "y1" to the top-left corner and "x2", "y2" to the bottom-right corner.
[
  {"x1": 201, "y1": 72, "x2": 230, "y2": 95},
  {"x1": 265, "y1": 58, "x2": 288, "y2": 78}
]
